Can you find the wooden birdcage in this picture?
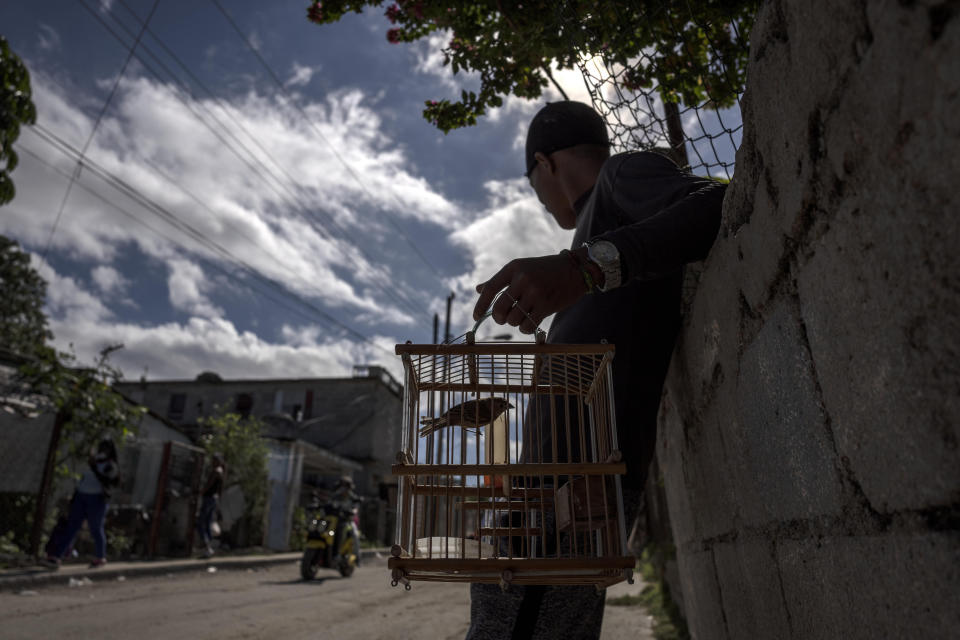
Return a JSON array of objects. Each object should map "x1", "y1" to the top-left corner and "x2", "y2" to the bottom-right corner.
[{"x1": 389, "y1": 334, "x2": 634, "y2": 590}]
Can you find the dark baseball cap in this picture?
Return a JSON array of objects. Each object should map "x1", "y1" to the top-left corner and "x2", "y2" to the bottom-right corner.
[{"x1": 524, "y1": 101, "x2": 610, "y2": 176}]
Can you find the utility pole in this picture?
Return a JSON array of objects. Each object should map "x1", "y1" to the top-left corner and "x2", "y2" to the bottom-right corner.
[
  {"x1": 426, "y1": 313, "x2": 439, "y2": 465},
  {"x1": 438, "y1": 292, "x2": 454, "y2": 457},
  {"x1": 437, "y1": 293, "x2": 455, "y2": 534},
  {"x1": 444, "y1": 292, "x2": 454, "y2": 346}
]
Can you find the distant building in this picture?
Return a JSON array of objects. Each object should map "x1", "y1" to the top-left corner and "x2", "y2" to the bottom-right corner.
[{"x1": 115, "y1": 365, "x2": 403, "y2": 548}]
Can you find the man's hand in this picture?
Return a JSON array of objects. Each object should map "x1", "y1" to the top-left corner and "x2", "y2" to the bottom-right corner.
[{"x1": 473, "y1": 252, "x2": 590, "y2": 334}]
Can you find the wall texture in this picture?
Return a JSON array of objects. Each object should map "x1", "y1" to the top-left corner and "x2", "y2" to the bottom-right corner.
[{"x1": 657, "y1": 1, "x2": 960, "y2": 637}]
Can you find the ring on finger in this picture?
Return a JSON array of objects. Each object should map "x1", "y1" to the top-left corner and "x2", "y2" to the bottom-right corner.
[{"x1": 516, "y1": 304, "x2": 536, "y2": 327}]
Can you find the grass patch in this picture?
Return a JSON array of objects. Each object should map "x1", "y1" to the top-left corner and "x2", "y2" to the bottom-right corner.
[
  {"x1": 638, "y1": 580, "x2": 689, "y2": 640},
  {"x1": 636, "y1": 547, "x2": 690, "y2": 640}
]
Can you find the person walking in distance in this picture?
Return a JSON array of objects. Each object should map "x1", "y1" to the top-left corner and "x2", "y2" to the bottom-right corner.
[
  {"x1": 197, "y1": 453, "x2": 225, "y2": 558},
  {"x1": 44, "y1": 438, "x2": 121, "y2": 569}
]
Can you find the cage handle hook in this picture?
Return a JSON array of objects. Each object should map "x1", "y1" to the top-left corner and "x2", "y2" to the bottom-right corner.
[
  {"x1": 469, "y1": 289, "x2": 545, "y2": 342},
  {"x1": 391, "y1": 568, "x2": 411, "y2": 590}
]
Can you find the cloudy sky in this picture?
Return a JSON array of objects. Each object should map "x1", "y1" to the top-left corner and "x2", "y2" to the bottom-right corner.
[{"x1": 1, "y1": 1, "x2": 737, "y2": 383}]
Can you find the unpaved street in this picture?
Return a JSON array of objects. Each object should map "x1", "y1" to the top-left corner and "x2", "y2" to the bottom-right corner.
[{"x1": 0, "y1": 556, "x2": 653, "y2": 639}]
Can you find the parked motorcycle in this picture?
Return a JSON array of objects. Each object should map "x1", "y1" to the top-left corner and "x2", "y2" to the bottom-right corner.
[{"x1": 300, "y1": 499, "x2": 360, "y2": 579}]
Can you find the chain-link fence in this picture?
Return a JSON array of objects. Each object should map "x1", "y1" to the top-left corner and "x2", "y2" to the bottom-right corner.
[{"x1": 550, "y1": 1, "x2": 755, "y2": 179}]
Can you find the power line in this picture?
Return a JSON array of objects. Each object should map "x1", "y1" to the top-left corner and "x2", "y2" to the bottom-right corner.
[
  {"x1": 210, "y1": 0, "x2": 445, "y2": 280},
  {"x1": 21, "y1": 142, "x2": 389, "y2": 352},
  {"x1": 76, "y1": 0, "x2": 432, "y2": 323},
  {"x1": 41, "y1": 0, "x2": 161, "y2": 260},
  {"x1": 27, "y1": 126, "x2": 395, "y2": 355},
  {"x1": 26, "y1": 124, "x2": 395, "y2": 355},
  {"x1": 111, "y1": 0, "x2": 430, "y2": 322}
]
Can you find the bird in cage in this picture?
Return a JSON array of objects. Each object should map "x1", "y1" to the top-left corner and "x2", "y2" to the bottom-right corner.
[{"x1": 418, "y1": 397, "x2": 513, "y2": 437}]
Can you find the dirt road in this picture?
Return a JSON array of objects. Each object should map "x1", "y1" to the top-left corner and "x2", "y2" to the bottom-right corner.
[{"x1": 0, "y1": 556, "x2": 653, "y2": 639}]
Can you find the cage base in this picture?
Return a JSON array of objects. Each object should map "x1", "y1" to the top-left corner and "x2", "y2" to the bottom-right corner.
[{"x1": 388, "y1": 555, "x2": 636, "y2": 588}]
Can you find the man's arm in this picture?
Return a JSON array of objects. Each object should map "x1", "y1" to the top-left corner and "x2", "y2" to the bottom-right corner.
[
  {"x1": 599, "y1": 179, "x2": 725, "y2": 282},
  {"x1": 473, "y1": 174, "x2": 725, "y2": 332}
]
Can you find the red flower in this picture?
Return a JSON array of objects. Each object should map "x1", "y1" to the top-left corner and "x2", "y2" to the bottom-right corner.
[
  {"x1": 307, "y1": 2, "x2": 324, "y2": 23},
  {"x1": 387, "y1": 28, "x2": 402, "y2": 44},
  {"x1": 385, "y1": 4, "x2": 400, "y2": 24}
]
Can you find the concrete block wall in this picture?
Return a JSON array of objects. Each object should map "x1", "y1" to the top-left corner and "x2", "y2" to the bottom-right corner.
[{"x1": 657, "y1": 1, "x2": 960, "y2": 637}]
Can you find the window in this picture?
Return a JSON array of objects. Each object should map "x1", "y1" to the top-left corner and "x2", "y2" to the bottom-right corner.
[
  {"x1": 167, "y1": 393, "x2": 187, "y2": 421},
  {"x1": 235, "y1": 393, "x2": 254, "y2": 418}
]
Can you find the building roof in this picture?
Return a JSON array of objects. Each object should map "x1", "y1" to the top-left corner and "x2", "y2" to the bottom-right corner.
[{"x1": 114, "y1": 365, "x2": 402, "y2": 398}]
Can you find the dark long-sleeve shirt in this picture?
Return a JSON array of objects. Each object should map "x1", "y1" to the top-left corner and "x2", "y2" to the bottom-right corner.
[{"x1": 544, "y1": 151, "x2": 725, "y2": 491}]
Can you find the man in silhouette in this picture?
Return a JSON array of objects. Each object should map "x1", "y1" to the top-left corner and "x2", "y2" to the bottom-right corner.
[{"x1": 467, "y1": 101, "x2": 725, "y2": 639}]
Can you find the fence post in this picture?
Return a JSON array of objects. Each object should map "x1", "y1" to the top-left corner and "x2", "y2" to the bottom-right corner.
[
  {"x1": 148, "y1": 441, "x2": 172, "y2": 557},
  {"x1": 184, "y1": 446, "x2": 205, "y2": 556},
  {"x1": 663, "y1": 101, "x2": 690, "y2": 168}
]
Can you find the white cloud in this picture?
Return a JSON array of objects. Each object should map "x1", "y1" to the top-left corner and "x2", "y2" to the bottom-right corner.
[
  {"x1": 31, "y1": 256, "x2": 112, "y2": 326},
  {"x1": 6, "y1": 72, "x2": 463, "y2": 327},
  {"x1": 167, "y1": 258, "x2": 223, "y2": 319},
  {"x1": 28, "y1": 177, "x2": 567, "y2": 382},
  {"x1": 37, "y1": 24, "x2": 61, "y2": 52},
  {"x1": 53, "y1": 313, "x2": 402, "y2": 383},
  {"x1": 6, "y1": 52, "x2": 582, "y2": 380},
  {"x1": 408, "y1": 35, "x2": 598, "y2": 153},
  {"x1": 91, "y1": 265, "x2": 129, "y2": 295},
  {"x1": 33, "y1": 258, "x2": 403, "y2": 381},
  {"x1": 443, "y1": 178, "x2": 573, "y2": 339},
  {"x1": 413, "y1": 31, "x2": 462, "y2": 91},
  {"x1": 285, "y1": 62, "x2": 322, "y2": 88}
]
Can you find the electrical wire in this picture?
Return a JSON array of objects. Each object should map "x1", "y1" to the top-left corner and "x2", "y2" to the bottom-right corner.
[
  {"x1": 25, "y1": 124, "x2": 396, "y2": 355},
  {"x1": 211, "y1": 0, "x2": 444, "y2": 279},
  {"x1": 78, "y1": 0, "x2": 429, "y2": 318},
  {"x1": 74, "y1": 0, "x2": 432, "y2": 323},
  {"x1": 41, "y1": 0, "x2": 161, "y2": 260}
]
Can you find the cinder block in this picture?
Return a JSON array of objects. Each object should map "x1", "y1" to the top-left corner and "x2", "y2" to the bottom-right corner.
[
  {"x1": 657, "y1": 390, "x2": 698, "y2": 547},
  {"x1": 681, "y1": 402, "x2": 741, "y2": 541},
  {"x1": 792, "y1": 0, "x2": 960, "y2": 512},
  {"x1": 676, "y1": 548, "x2": 729, "y2": 640},
  {"x1": 796, "y1": 197, "x2": 960, "y2": 512},
  {"x1": 712, "y1": 540, "x2": 792, "y2": 639},
  {"x1": 674, "y1": 237, "x2": 742, "y2": 412},
  {"x1": 778, "y1": 533, "x2": 960, "y2": 639},
  {"x1": 659, "y1": 373, "x2": 741, "y2": 544},
  {"x1": 732, "y1": 302, "x2": 845, "y2": 526}
]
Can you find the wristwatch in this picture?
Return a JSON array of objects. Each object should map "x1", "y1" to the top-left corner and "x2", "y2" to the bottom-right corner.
[{"x1": 584, "y1": 240, "x2": 622, "y2": 292}]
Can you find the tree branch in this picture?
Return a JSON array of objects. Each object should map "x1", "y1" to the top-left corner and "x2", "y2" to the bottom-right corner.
[{"x1": 543, "y1": 65, "x2": 570, "y2": 100}]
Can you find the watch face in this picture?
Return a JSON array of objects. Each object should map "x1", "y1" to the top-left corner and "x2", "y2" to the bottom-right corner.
[{"x1": 591, "y1": 241, "x2": 618, "y2": 264}]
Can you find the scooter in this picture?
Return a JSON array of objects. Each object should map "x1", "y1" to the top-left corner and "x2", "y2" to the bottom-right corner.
[{"x1": 300, "y1": 500, "x2": 360, "y2": 579}]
